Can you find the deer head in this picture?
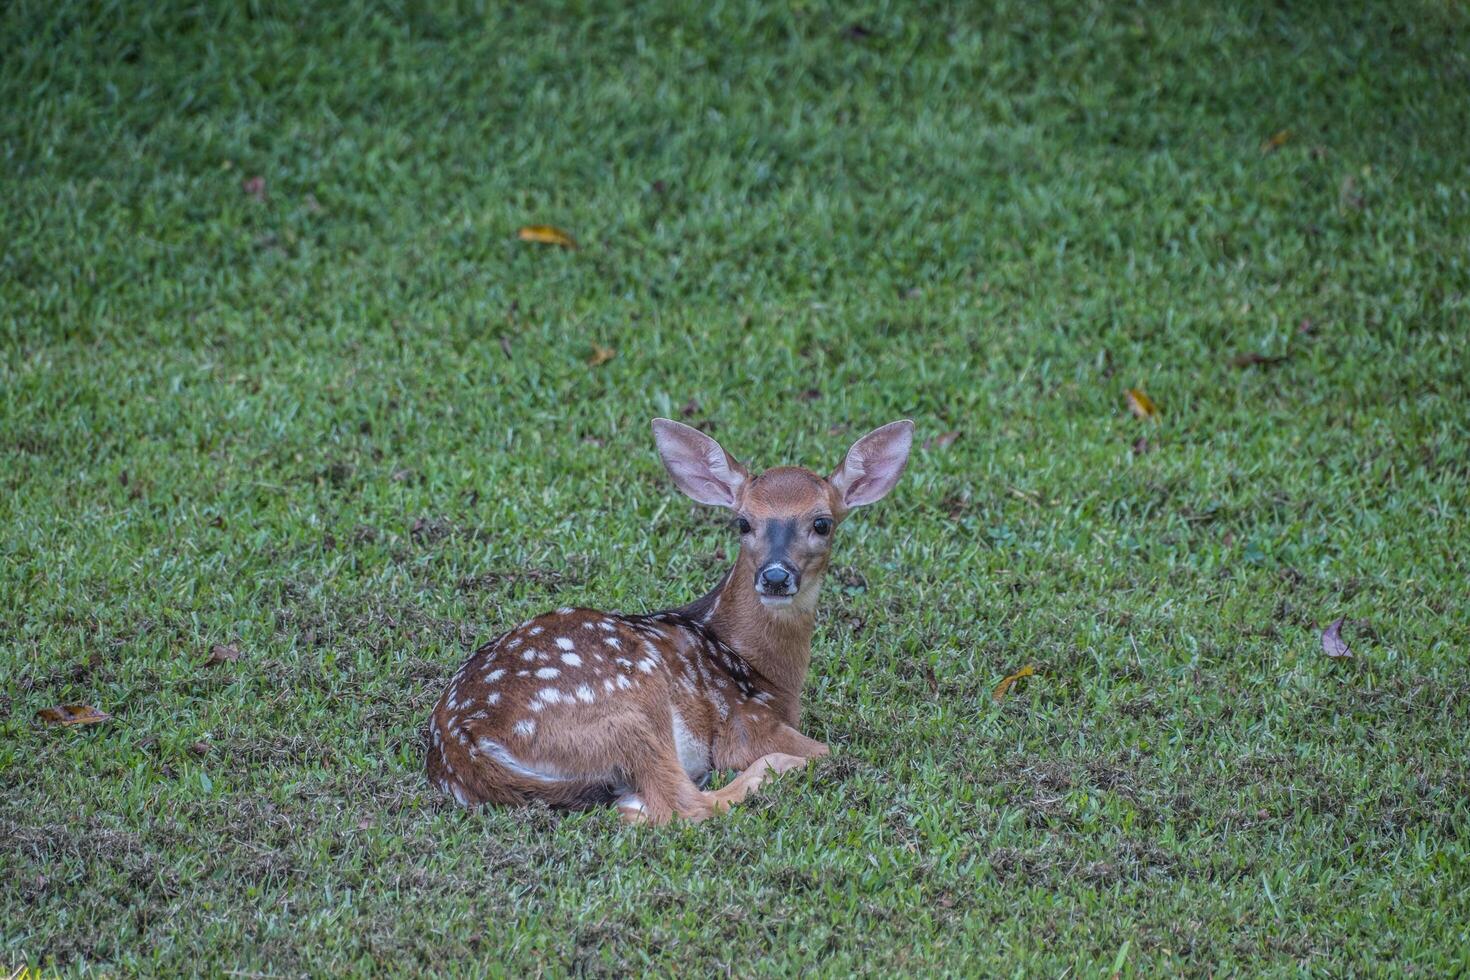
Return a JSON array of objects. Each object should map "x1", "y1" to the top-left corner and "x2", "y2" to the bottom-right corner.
[{"x1": 652, "y1": 418, "x2": 914, "y2": 613}]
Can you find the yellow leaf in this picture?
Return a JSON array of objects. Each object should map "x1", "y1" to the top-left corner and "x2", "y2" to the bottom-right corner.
[
  {"x1": 992, "y1": 664, "x2": 1035, "y2": 703},
  {"x1": 36, "y1": 704, "x2": 112, "y2": 726},
  {"x1": 517, "y1": 225, "x2": 578, "y2": 249},
  {"x1": 1261, "y1": 129, "x2": 1291, "y2": 153},
  {"x1": 587, "y1": 344, "x2": 616, "y2": 366},
  {"x1": 1125, "y1": 387, "x2": 1159, "y2": 421}
]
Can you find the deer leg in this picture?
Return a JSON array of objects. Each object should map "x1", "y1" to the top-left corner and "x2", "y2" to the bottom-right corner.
[
  {"x1": 617, "y1": 742, "x2": 716, "y2": 826},
  {"x1": 708, "y1": 751, "x2": 813, "y2": 810},
  {"x1": 765, "y1": 724, "x2": 829, "y2": 760}
]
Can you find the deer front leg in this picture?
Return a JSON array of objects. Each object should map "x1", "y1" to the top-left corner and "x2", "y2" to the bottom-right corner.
[{"x1": 706, "y1": 723, "x2": 830, "y2": 811}]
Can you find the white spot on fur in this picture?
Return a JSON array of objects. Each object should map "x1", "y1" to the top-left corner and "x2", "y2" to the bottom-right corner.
[
  {"x1": 604, "y1": 636, "x2": 622, "y2": 650},
  {"x1": 535, "y1": 667, "x2": 560, "y2": 679},
  {"x1": 529, "y1": 626, "x2": 544, "y2": 635},
  {"x1": 617, "y1": 794, "x2": 646, "y2": 816},
  {"x1": 555, "y1": 637, "x2": 575, "y2": 651},
  {"x1": 507, "y1": 637, "x2": 523, "y2": 649},
  {"x1": 486, "y1": 693, "x2": 500, "y2": 706},
  {"x1": 603, "y1": 678, "x2": 616, "y2": 692},
  {"x1": 599, "y1": 620, "x2": 616, "y2": 632},
  {"x1": 513, "y1": 719, "x2": 536, "y2": 737},
  {"x1": 575, "y1": 684, "x2": 595, "y2": 703},
  {"x1": 615, "y1": 657, "x2": 632, "y2": 669},
  {"x1": 637, "y1": 657, "x2": 656, "y2": 673},
  {"x1": 478, "y1": 735, "x2": 571, "y2": 783},
  {"x1": 522, "y1": 650, "x2": 537, "y2": 661},
  {"x1": 486, "y1": 668, "x2": 506, "y2": 682},
  {"x1": 556, "y1": 606, "x2": 573, "y2": 615},
  {"x1": 516, "y1": 669, "x2": 530, "y2": 677},
  {"x1": 616, "y1": 675, "x2": 632, "y2": 690},
  {"x1": 561, "y1": 652, "x2": 583, "y2": 667},
  {"x1": 537, "y1": 688, "x2": 563, "y2": 705},
  {"x1": 708, "y1": 684, "x2": 729, "y2": 720}
]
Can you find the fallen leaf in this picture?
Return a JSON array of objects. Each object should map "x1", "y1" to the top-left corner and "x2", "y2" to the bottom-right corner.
[
  {"x1": 1261, "y1": 129, "x2": 1291, "y2": 153},
  {"x1": 36, "y1": 704, "x2": 112, "y2": 726},
  {"x1": 1125, "y1": 388, "x2": 1160, "y2": 421},
  {"x1": 587, "y1": 344, "x2": 616, "y2": 366},
  {"x1": 517, "y1": 225, "x2": 578, "y2": 249},
  {"x1": 992, "y1": 664, "x2": 1036, "y2": 703},
  {"x1": 923, "y1": 431, "x2": 961, "y2": 450},
  {"x1": 190, "y1": 741, "x2": 210, "y2": 756},
  {"x1": 1321, "y1": 617, "x2": 1354, "y2": 658},
  {"x1": 241, "y1": 176, "x2": 267, "y2": 201},
  {"x1": 1230, "y1": 351, "x2": 1287, "y2": 369},
  {"x1": 923, "y1": 663, "x2": 939, "y2": 697},
  {"x1": 206, "y1": 643, "x2": 241, "y2": 665}
]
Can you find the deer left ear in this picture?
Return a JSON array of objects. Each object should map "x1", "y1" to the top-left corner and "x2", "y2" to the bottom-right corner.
[{"x1": 829, "y1": 420, "x2": 915, "y2": 510}]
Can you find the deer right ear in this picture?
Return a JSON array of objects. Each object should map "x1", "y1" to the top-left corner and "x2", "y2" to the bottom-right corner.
[{"x1": 651, "y1": 418, "x2": 749, "y2": 508}]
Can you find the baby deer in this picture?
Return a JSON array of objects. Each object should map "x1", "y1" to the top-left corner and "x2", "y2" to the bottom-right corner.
[{"x1": 426, "y1": 418, "x2": 913, "y2": 823}]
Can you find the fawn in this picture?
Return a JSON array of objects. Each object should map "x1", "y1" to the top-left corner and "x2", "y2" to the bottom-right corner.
[{"x1": 425, "y1": 418, "x2": 914, "y2": 823}]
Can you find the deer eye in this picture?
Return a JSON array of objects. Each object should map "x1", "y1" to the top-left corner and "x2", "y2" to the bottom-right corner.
[
  {"x1": 736, "y1": 517, "x2": 752, "y2": 535},
  {"x1": 812, "y1": 517, "x2": 833, "y2": 536}
]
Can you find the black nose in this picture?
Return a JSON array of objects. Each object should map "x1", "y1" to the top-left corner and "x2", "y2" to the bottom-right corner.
[{"x1": 758, "y1": 565, "x2": 796, "y2": 593}]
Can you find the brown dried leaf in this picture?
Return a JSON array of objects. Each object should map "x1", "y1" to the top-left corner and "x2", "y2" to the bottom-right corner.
[
  {"x1": 36, "y1": 704, "x2": 112, "y2": 726},
  {"x1": 1125, "y1": 388, "x2": 1159, "y2": 421},
  {"x1": 587, "y1": 344, "x2": 616, "y2": 367},
  {"x1": 923, "y1": 431, "x2": 961, "y2": 451},
  {"x1": 1261, "y1": 129, "x2": 1291, "y2": 153},
  {"x1": 517, "y1": 225, "x2": 578, "y2": 249},
  {"x1": 992, "y1": 664, "x2": 1036, "y2": 703},
  {"x1": 206, "y1": 643, "x2": 241, "y2": 665},
  {"x1": 1321, "y1": 617, "x2": 1354, "y2": 659},
  {"x1": 923, "y1": 663, "x2": 939, "y2": 697}
]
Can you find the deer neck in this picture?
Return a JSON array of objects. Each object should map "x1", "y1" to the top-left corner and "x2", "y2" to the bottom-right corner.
[{"x1": 680, "y1": 553, "x2": 821, "y2": 725}]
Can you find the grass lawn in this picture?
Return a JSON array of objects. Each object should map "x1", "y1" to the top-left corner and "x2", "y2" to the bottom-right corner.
[{"x1": 4, "y1": 0, "x2": 1469, "y2": 973}]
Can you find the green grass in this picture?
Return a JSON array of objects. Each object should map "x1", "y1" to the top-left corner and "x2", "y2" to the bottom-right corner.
[{"x1": 4, "y1": 0, "x2": 1469, "y2": 973}]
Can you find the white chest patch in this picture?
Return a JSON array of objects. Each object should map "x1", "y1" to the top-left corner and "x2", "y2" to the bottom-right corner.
[{"x1": 670, "y1": 707, "x2": 710, "y2": 781}]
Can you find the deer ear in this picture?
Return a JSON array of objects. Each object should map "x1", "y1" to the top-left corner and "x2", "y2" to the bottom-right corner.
[
  {"x1": 830, "y1": 420, "x2": 915, "y2": 510},
  {"x1": 651, "y1": 418, "x2": 749, "y2": 508}
]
